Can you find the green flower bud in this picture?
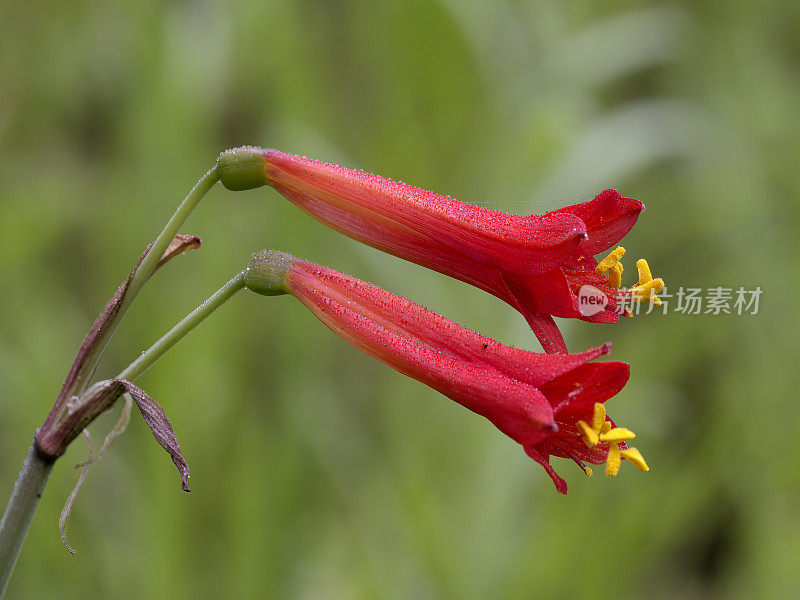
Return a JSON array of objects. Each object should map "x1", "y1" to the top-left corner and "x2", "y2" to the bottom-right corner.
[
  {"x1": 244, "y1": 250, "x2": 295, "y2": 296},
  {"x1": 217, "y1": 146, "x2": 268, "y2": 191}
]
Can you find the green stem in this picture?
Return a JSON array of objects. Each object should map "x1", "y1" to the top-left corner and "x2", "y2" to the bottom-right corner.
[
  {"x1": 118, "y1": 271, "x2": 246, "y2": 381},
  {"x1": 0, "y1": 446, "x2": 54, "y2": 598},
  {"x1": 0, "y1": 271, "x2": 243, "y2": 598},
  {"x1": 72, "y1": 165, "x2": 221, "y2": 393}
]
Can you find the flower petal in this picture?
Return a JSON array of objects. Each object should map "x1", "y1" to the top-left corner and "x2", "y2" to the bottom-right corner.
[
  {"x1": 551, "y1": 189, "x2": 644, "y2": 256},
  {"x1": 524, "y1": 445, "x2": 568, "y2": 494}
]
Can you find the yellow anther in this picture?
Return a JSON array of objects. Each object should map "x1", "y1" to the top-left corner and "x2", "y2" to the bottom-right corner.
[
  {"x1": 578, "y1": 403, "x2": 615, "y2": 448},
  {"x1": 575, "y1": 402, "x2": 649, "y2": 478},
  {"x1": 605, "y1": 443, "x2": 621, "y2": 477},
  {"x1": 620, "y1": 447, "x2": 649, "y2": 472},
  {"x1": 582, "y1": 465, "x2": 593, "y2": 477},
  {"x1": 599, "y1": 427, "x2": 636, "y2": 443},
  {"x1": 577, "y1": 420, "x2": 599, "y2": 447},
  {"x1": 635, "y1": 259, "x2": 653, "y2": 286},
  {"x1": 631, "y1": 277, "x2": 665, "y2": 302},
  {"x1": 595, "y1": 246, "x2": 626, "y2": 276},
  {"x1": 591, "y1": 403, "x2": 606, "y2": 432},
  {"x1": 577, "y1": 403, "x2": 647, "y2": 481},
  {"x1": 625, "y1": 258, "x2": 664, "y2": 306},
  {"x1": 607, "y1": 263, "x2": 623, "y2": 288}
]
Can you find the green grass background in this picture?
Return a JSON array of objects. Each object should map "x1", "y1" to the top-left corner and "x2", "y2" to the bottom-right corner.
[{"x1": 0, "y1": 0, "x2": 795, "y2": 598}]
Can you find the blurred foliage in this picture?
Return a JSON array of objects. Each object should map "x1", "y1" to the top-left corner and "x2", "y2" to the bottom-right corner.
[{"x1": 0, "y1": 0, "x2": 796, "y2": 598}]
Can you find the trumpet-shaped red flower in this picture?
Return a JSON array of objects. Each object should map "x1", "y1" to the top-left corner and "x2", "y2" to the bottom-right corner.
[
  {"x1": 219, "y1": 148, "x2": 664, "y2": 354},
  {"x1": 244, "y1": 250, "x2": 649, "y2": 493}
]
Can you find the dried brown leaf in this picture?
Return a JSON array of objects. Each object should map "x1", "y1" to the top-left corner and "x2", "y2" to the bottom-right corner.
[
  {"x1": 120, "y1": 380, "x2": 190, "y2": 492},
  {"x1": 157, "y1": 234, "x2": 202, "y2": 268}
]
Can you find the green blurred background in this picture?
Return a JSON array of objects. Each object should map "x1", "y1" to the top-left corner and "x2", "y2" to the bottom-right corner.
[{"x1": 0, "y1": 0, "x2": 795, "y2": 598}]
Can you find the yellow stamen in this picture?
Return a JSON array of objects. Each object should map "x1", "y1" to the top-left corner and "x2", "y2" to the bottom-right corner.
[
  {"x1": 607, "y1": 263, "x2": 623, "y2": 288},
  {"x1": 577, "y1": 421, "x2": 599, "y2": 447},
  {"x1": 594, "y1": 252, "x2": 664, "y2": 306},
  {"x1": 582, "y1": 465, "x2": 593, "y2": 477},
  {"x1": 599, "y1": 427, "x2": 636, "y2": 443},
  {"x1": 595, "y1": 246, "x2": 626, "y2": 276},
  {"x1": 626, "y1": 258, "x2": 664, "y2": 305},
  {"x1": 620, "y1": 447, "x2": 649, "y2": 472},
  {"x1": 630, "y1": 277, "x2": 665, "y2": 301},
  {"x1": 575, "y1": 403, "x2": 649, "y2": 479},
  {"x1": 591, "y1": 403, "x2": 606, "y2": 432},
  {"x1": 635, "y1": 259, "x2": 652, "y2": 286},
  {"x1": 605, "y1": 443, "x2": 621, "y2": 477}
]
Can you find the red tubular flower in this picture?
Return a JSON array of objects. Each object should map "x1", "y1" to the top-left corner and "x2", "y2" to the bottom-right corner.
[
  {"x1": 219, "y1": 148, "x2": 664, "y2": 354},
  {"x1": 244, "y1": 250, "x2": 649, "y2": 493}
]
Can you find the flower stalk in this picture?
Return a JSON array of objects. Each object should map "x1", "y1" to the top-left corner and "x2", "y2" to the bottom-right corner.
[
  {"x1": 69, "y1": 165, "x2": 220, "y2": 395},
  {"x1": 1, "y1": 166, "x2": 222, "y2": 598},
  {"x1": 1, "y1": 270, "x2": 245, "y2": 596},
  {"x1": 118, "y1": 271, "x2": 246, "y2": 381},
  {"x1": 0, "y1": 447, "x2": 54, "y2": 597}
]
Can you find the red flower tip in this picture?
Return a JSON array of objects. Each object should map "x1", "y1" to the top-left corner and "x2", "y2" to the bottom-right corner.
[{"x1": 551, "y1": 189, "x2": 645, "y2": 256}]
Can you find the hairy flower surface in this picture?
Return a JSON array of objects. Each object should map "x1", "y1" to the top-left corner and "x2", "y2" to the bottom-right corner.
[
  {"x1": 219, "y1": 148, "x2": 663, "y2": 353},
  {"x1": 245, "y1": 250, "x2": 649, "y2": 493}
]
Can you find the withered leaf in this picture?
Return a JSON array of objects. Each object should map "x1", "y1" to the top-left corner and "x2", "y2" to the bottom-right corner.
[
  {"x1": 120, "y1": 379, "x2": 191, "y2": 492},
  {"x1": 157, "y1": 234, "x2": 202, "y2": 268}
]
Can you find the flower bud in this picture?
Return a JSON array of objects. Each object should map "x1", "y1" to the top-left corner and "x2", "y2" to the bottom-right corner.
[
  {"x1": 244, "y1": 250, "x2": 295, "y2": 295},
  {"x1": 217, "y1": 146, "x2": 269, "y2": 191}
]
